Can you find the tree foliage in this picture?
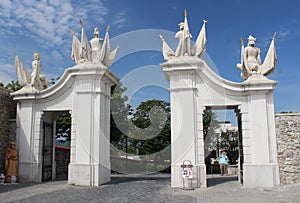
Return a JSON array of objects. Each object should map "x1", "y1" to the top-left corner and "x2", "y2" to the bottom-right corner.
[
  {"x1": 131, "y1": 99, "x2": 170, "y2": 155},
  {"x1": 56, "y1": 112, "x2": 71, "y2": 143},
  {"x1": 203, "y1": 110, "x2": 220, "y2": 153},
  {"x1": 5, "y1": 80, "x2": 22, "y2": 92},
  {"x1": 110, "y1": 82, "x2": 171, "y2": 161},
  {"x1": 203, "y1": 110, "x2": 219, "y2": 140},
  {"x1": 219, "y1": 130, "x2": 238, "y2": 152},
  {"x1": 110, "y1": 82, "x2": 133, "y2": 152},
  {"x1": 48, "y1": 77, "x2": 60, "y2": 87}
]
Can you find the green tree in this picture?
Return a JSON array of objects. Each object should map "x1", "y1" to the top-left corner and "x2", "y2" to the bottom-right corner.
[
  {"x1": 110, "y1": 82, "x2": 133, "y2": 153},
  {"x1": 0, "y1": 82, "x2": 4, "y2": 87},
  {"x1": 219, "y1": 129, "x2": 239, "y2": 164},
  {"x1": 56, "y1": 112, "x2": 71, "y2": 144},
  {"x1": 48, "y1": 77, "x2": 60, "y2": 87},
  {"x1": 5, "y1": 80, "x2": 22, "y2": 92},
  {"x1": 219, "y1": 130, "x2": 238, "y2": 151},
  {"x1": 203, "y1": 110, "x2": 219, "y2": 139},
  {"x1": 131, "y1": 99, "x2": 171, "y2": 156},
  {"x1": 203, "y1": 110, "x2": 220, "y2": 154}
]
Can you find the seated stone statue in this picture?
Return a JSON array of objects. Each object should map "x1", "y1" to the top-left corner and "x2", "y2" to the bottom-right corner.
[
  {"x1": 15, "y1": 52, "x2": 48, "y2": 91},
  {"x1": 5, "y1": 142, "x2": 18, "y2": 183},
  {"x1": 237, "y1": 33, "x2": 277, "y2": 80},
  {"x1": 244, "y1": 35, "x2": 262, "y2": 73}
]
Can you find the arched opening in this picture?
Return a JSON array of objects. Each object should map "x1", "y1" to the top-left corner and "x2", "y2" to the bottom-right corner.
[{"x1": 204, "y1": 106, "x2": 243, "y2": 186}]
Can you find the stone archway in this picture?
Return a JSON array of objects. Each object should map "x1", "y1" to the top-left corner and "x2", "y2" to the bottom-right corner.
[
  {"x1": 159, "y1": 10, "x2": 279, "y2": 189},
  {"x1": 12, "y1": 64, "x2": 118, "y2": 186},
  {"x1": 160, "y1": 57, "x2": 280, "y2": 188},
  {"x1": 12, "y1": 20, "x2": 119, "y2": 186}
]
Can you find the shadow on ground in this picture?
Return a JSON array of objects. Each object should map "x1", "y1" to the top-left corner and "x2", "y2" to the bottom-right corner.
[
  {"x1": 207, "y1": 175, "x2": 239, "y2": 187},
  {"x1": 109, "y1": 173, "x2": 171, "y2": 184},
  {"x1": 0, "y1": 173, "x2": 239, "y2": 194}
]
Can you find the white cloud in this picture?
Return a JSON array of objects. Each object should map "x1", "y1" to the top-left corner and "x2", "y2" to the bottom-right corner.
[
  {"x1": 112, "y1": 11, "x2": 127, "y2": 29},
  {"x1": 0, "y1": 0, "x2": 108, "y2": 50},
  {"x1": 0, "y1": 63, "x2": 16, "y2": 85},
  {"x1": 0, "y1": 63, "x2": 15, "y2": 74},
  {"x1": 277, "y1": 30, "x2": 289, "y2": 41},
  {"x1": 50, "y1": 50, "x2": 64, "y2": 61},
  {"x1": 43, "y1": 72, "x2": 61, "y2": 81},
  {"x1": 0, "y1": 0, "x2": 125, "y2": 82}
]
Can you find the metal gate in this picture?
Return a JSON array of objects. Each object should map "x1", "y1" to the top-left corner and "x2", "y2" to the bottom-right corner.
[{"x1": 42, "y1": 122, "x2": 53, "y2": 181}]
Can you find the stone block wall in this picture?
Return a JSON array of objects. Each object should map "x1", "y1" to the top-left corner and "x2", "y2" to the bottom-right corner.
[
  {"x1": 55, "y1": 146, "x2": 70, "y2": 179},
  {"x1": 275, "y1": 113, "x2": 300, "y2": 185},
  {"x1": 0, "y1": 87, "x2": 16, "y2": 173}
]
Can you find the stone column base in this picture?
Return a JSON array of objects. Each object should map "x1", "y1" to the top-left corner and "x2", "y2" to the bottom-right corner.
[
  {"x1": 243, "y1": 163, "x2": 280, "y2": 188},
  {"x1": 171, "y1": 164, "x2": 207, "y2": 188},
  {"x1": 68, "y1": 163, "x2": 110, "y2": 186},
  {"x1": 18, "y1": 162, "x2": 42, "y2": 183}
]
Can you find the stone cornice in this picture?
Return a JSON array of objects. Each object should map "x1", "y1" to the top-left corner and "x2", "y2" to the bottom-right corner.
[{"x1": 11, "y1": 63, "x2": 119, "y2": 101}]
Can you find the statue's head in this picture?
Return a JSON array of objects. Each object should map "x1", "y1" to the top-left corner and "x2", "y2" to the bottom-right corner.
[
  {"x1": 178, "y1": 22, "x2": 184, "y2": 31},
  {"x1": 10, "y1": 142, "x2": 16, "y2": 149},
  {"x1": 93, "y1": 27, "x2": 99, "y2": 38},
  {"x1": 247, "y1": 35, "x2": 256, "y2": 46},
  {"x1": 34, "y1": 52, "x2": 40, "y2": 61}
]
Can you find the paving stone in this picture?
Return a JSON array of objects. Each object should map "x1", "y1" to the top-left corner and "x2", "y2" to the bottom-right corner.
[{"x1": 0, "y1": 174, "x2": 299, "y2": 203}]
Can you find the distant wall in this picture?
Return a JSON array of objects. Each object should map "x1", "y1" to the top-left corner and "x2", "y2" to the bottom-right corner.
[
  {"x1": 275, "y1": 113, "x2": 300, "y2": 185},
  {"x1": 0, "y1": 87, "x2": 16, "y2": 173}
]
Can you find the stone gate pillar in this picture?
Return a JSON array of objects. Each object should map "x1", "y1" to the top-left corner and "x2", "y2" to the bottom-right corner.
[
  {"x1": 161, "y1": 57, "x2": 206, "y2": 188},
  {"x1": 68, "y1": 64, "x2": 118, "y2": 186},
  {"x1": 242, "y1": 75, "x2": 280, "y2": 188}
]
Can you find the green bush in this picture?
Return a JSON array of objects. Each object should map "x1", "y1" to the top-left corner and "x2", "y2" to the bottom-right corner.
[
  {"x1": 156, "y1": 164, "x2": 164, "y2": 171},
  {"x1": 146, "y1": 163, "x2": 155, "y2": 172}
]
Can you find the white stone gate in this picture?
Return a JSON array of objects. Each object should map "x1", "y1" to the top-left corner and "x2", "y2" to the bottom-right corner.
[
  {"x1": 160, "y1": 11, "x2": 280, "y2": 188},
  {"x1": 161, "y1": 57, "x2": 279, "y2": 188},
  {"x1": 12, "y1": 64, "x2": 118, "y2": 186},
  {"x1": 12, "y1": 22, "x2": 119, "y2": 186}
]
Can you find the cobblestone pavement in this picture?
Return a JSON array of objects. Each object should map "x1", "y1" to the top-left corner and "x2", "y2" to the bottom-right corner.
[{"x1": 0, "y1": 174, "x2": 299, "y2": 203}]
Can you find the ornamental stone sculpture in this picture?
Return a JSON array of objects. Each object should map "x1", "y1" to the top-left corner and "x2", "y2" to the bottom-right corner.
[
  {"x1": 236, "y1": 33, "x2": 277, "y2": 80},
  {"x1": 70, "y1": 19, "x2": 119, "y2": 67},
  {"x1": 5, "y1": 142, "x2": 18, "y2": 183},
  {"x1": 15, "y1": 52, "x2": 48, "y2": 92},
  {"x1": 160, "y1": 9, "x2": 207, "y2": 60}
]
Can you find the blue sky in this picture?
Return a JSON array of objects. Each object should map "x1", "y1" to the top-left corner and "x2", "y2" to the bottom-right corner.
[{"x1": 0, "y1": 0, "x2": 300, "y2": 124}]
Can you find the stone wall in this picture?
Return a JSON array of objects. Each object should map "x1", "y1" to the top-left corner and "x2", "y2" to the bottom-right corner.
[
  {"x1": 55, "y1": 146, "x2": 70, "y2": 180},
  {"x1": 275, "y1": 113, "x2": 300, "y2": 185},
  {"x1": 0, "y1": 87, "x2": 16, "y2": 173}
]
